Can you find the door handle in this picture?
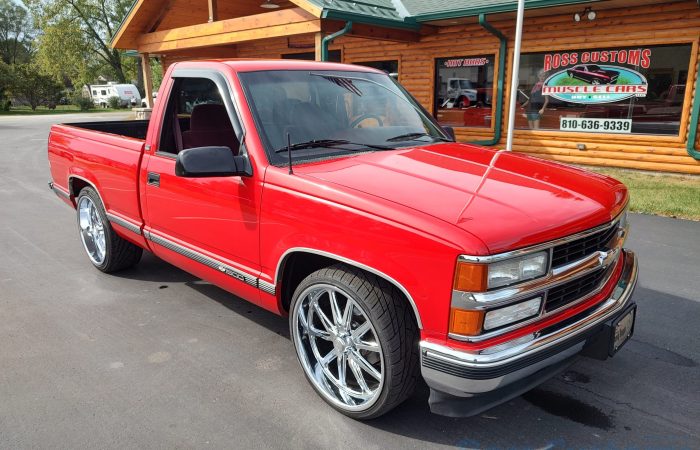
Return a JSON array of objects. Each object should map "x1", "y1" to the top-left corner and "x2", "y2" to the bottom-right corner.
[{"x1": 147, "y1": 172, "x2": 160, "y2": 187}]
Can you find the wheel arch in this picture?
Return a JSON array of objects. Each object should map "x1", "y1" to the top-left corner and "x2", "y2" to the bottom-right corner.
[
  {"x1": 275, "y1": 247, "x2": 423, "y2": 329},
  {"x1": 68, "y1": 174, "x2": 105, "y2": 209}
]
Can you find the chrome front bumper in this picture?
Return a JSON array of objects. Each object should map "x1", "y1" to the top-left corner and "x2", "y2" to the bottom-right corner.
[{"x1": 420, "y1": 249, "x2": 638, "y2": 416}]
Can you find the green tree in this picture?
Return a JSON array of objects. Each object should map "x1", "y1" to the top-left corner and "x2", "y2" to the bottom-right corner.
[
  {"x1": 10, "y1": 64, "x2": 63, "y2": 110},
  {"x1": 0, "y1": 60, "x2": 12, "y2": 110},
  {"x1": 32, "y1": 18, "x2": 99, "y2": 88},
  {"x1": 0, "y1": 0, "x2": 34, "y2": 64},
  {"x1": 24, "y1": 0, "x2": 135, "y2": 84}
]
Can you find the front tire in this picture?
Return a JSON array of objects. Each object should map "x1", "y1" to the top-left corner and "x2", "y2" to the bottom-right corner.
[
  {"x1": 76, "y1": 187, "x2": 142, "y2": 273},
  {"x1": 289, "y1": 264, "x2": 419, "y2": 420}
]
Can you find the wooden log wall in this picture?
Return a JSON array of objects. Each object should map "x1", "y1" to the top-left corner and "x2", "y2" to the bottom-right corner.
[{"x1": 160, "y1": 0, "x2": 700, "y2": 174}]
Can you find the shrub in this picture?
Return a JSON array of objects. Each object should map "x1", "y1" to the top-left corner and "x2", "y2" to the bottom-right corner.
[
  {"x1": 107, "y1": 95, "x2": 122, "y2": 109},
  {"x1": 72, "y1": 92, "x2": 93, "y2": 111}
]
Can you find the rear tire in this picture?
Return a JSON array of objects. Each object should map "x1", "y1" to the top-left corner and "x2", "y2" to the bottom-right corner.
[
  {"x1": 289, "y1": 263, "x2": 419, "y2": 420},
  {"x1": 76, "y1": 187, "x2": 142, "y2": 273}
]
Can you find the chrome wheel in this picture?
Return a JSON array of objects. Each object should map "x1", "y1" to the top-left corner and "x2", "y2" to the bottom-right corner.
[
  {"x1": 292, "y1": 284, "x2": 385, "y2": 411},
  {"x1": 78, "y1": 196, "x2": 106, "y2": 265}
]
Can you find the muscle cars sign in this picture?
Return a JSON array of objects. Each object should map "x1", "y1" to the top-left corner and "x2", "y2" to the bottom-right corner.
[{"x1": 541, "y1": 48, "x2": 650, "y2": 104}]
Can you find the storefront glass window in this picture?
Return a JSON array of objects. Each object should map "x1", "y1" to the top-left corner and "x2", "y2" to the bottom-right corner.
[
  {"x1": 516, "y1": 44, "x2": 692, "y2": 135},
  {"x1": 434, "y1": 55, "x2": 495, "y2": 128},
  {"x1": 281, "y1": 50, "x2": 341, "y2": 62},
  {"x1": 354, "y1": 60, "x2": 399, "y2": 77}
]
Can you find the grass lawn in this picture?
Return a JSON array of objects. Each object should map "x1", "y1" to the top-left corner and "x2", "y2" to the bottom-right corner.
[
  {"x1": 0, "y1": 105, "x2": 124, "y2": 115},
  {"x1": 586, "y1": 167, "x2": 700, "y2": 221}
]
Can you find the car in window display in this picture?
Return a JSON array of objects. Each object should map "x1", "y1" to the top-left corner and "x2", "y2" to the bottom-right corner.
[{"x1": 567, "y1": 64, "x2": 620, "y2": 85}]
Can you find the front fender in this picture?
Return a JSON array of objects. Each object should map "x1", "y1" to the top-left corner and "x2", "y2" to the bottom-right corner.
[{"x1": 258, "y1": 170, "x2": 485, "y2": 339}]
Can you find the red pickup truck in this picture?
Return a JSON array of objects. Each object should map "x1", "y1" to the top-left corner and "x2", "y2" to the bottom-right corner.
[{"x1": 48, "y1": 60, "x2": 637, "y2": 419}]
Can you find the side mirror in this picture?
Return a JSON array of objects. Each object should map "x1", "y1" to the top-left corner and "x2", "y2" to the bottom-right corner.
[
  {"x1": 442, "y1": 126, "x2": 456, "y2": 141},
  {"x1": 175, "y1": 146, "x2": 252, "y2": 178}
]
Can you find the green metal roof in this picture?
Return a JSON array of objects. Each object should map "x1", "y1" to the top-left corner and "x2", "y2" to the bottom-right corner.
[
  {"x1": 310, "y1": 0, "x2": 417, "y2": 29},
  {"x1": 306, "y1": 0, "x2": 601, "y2": 25},
  {"x1": 317, "y1": 0, "x2": 404, "y2": 21},
  {"x1": 403, "y1": 0, "x2": 602, "y2": 21}
]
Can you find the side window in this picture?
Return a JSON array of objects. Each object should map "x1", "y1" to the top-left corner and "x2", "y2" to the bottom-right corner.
[{"x1": 158, "y1": 77, "x2": 239, "y2": 155}]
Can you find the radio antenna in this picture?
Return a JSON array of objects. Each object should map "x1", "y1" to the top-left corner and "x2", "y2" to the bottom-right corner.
[{"x1": 286, "y1": 132, "x2": 293, "y2": 175}]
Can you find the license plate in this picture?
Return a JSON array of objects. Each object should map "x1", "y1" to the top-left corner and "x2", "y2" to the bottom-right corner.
[{"x1": 612, "y1": 308, "x2": 635, "y2": 353}]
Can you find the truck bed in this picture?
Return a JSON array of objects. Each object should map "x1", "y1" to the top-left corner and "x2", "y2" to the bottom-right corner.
[
  {"x1": 62, "y1": 120, "x2": 150, "y2": 140},
  {"x1": 48, "y1": 119, "x2": 148, "y2": 227}
]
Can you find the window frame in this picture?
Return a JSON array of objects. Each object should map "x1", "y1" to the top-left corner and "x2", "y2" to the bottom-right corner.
[
  {"x1": 152, "y1": 68, "x2": 247, "y2": 159},
  {"x1": 432, "y1": 52, "x2": 499, "y2": 131}
]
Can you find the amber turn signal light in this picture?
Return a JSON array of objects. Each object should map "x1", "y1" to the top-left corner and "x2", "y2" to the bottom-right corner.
[
  {"x1": 453, "y1": 261, "x2": 488, "y2": 292},
  {"x1": 449, "y1": 308, "x2": 484, "y2": 336}
]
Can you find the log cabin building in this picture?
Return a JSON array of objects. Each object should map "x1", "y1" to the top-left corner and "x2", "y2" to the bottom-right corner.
[{"x1": 112, "y1": 0, "x2": 700, "y2": 174}]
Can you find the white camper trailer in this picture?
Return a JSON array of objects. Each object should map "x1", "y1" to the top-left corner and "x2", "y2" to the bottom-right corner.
[{"x1": 87, "y1": 83, "x2": 142, "y2": 108}]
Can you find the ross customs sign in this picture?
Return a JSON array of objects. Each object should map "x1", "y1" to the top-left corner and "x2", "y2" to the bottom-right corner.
[{"x1": 541, "y1": 48, "x2": 649, "y2": 104}]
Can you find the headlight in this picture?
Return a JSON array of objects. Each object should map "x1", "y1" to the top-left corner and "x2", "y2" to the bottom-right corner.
[
  {"x1": 448, "y1": 296, "x2": 543, "y2": 336},
  {"x1": 483, "y1": 297, "x2": 542, "y2": 330},
  {"x1": 450, "y1": 252, "x2": 550, "y2": 337},
  {"x1": 487, "y1": 251, "x2": 549, "y2": 290},
  {"x1": 453, "y1": 251, "x2": 549, "y2": 293}
]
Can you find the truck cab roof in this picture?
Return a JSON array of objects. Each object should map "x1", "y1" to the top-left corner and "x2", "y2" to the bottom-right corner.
[{"x1": 172, "y1": 59, "x2": 387, "y2": 74}]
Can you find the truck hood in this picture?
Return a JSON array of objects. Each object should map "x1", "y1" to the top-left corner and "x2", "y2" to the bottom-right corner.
[{"x1": 297, "y1": 143, "x2": 627, "y2": 254}]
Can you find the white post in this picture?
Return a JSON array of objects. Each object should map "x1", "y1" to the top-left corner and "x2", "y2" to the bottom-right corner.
[{"x1": 506, "y1": 0, "x2": 526, "y2": 151}]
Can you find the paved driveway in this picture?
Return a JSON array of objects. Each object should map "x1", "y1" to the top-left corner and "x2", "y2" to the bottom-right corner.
[{"x1": 1, "y1": 113, "x2": 698, "y2": 448}]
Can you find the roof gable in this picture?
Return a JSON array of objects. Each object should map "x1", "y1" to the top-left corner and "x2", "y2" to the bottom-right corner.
[{"x1": 112, "y1": 0, "x2": 603, "y2": 50}]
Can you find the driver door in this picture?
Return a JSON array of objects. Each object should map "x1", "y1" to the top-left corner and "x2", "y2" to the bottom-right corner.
[{"x1": 142, "y1": 72, "x2": 261, "y2": 297}]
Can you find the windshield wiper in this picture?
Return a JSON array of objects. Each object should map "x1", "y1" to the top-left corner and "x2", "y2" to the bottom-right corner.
[
  {"x1": 386, "y1": 132, "x2": 451, "y2": 143},
  {"x1": 274, "y1": 139, "x2": 392, "y2": 153}
]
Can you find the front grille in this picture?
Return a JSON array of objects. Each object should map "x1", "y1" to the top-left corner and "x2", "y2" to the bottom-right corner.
[
  {"x1": 544, "y1": 265, "x2": 611, "y2": 313},
  {"x1": 551, "y1": 224, "x2": 618, "y2": 267}
]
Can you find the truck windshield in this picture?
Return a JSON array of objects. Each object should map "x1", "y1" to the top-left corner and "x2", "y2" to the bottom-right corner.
[
  {"x1": 237, "y1": 70, "x2": 448, "y2": 165},
  {"x1": 459, "y1": 80, "x2": 473, "y2": 89}
]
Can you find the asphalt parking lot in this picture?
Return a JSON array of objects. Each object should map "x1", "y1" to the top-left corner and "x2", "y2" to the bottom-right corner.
[{"x1": 1, "y1": 113, "x2": 699, "y2": 449}]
